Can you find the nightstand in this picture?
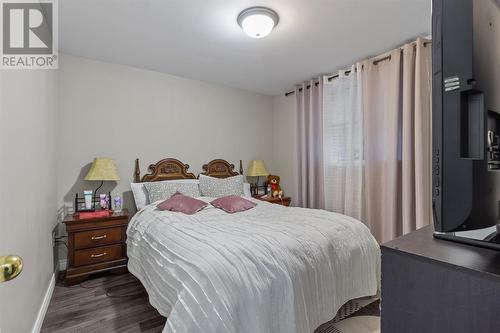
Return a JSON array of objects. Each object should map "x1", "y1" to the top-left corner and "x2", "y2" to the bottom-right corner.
[
  {"x1": 253, "y1": 195, "x2": 291, "y2": 207},
  {"x1": 63, "y1": 209, "x2": 129, "y2": 285}
]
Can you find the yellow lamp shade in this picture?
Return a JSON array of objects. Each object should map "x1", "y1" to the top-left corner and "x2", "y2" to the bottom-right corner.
[
  {"x1": 84, "y1": 158, "x2": 120, "y2": 181},
  {"x1": 247, "y1": 160, "x2": 269, "y2": 177}
]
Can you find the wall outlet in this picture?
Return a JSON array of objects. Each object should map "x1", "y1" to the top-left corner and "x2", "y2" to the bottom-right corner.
[{"x1": 65, "y1": 202, "x2": 74, "y2": 215}]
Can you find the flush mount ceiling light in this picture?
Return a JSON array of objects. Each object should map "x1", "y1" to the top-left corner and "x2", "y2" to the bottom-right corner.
[{"x1": 237, "y1": 7, "x2": 279, "y2": 39}]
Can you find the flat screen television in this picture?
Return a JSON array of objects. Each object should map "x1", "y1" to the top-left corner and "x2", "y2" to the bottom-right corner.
[{"x1": 432, "y1": 0, "x2": 500, "y2": 249}]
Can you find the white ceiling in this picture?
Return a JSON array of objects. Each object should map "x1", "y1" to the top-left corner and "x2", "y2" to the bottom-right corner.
[{"x1": 60, "y1": 0, "x2": 431, "y2": 96}]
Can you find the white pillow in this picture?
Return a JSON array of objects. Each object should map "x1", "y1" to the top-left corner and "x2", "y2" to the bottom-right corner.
[
  {"x1": 199, "y1": 174, "x2": 244, "y2": 197},
  {"x1": 144, "y1": 180, "x2": 200, "y2": 203},
  {"x1": 131, "y1": 182, "x2": 149, "y2": 210},
  {"x1": 131, "y1": 179, "x2": 200, "y2": 210},
  {"x1": 243, "y1": 183, "x2": 252, "y2": 197}
]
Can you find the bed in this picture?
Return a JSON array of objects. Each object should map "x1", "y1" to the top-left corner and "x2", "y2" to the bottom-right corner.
[{"x1": 127, "y1": 158, "x2": 380, "y2": 333}]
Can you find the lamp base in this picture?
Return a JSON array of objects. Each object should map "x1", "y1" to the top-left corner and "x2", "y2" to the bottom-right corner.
[{"x1": 253, "y1": 176, "x2": 260, "y2": 195}]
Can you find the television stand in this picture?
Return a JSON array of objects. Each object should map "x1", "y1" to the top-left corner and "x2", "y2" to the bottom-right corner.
[{"x1": 381, "y1": 225, "x2": 500, "y2": 333}]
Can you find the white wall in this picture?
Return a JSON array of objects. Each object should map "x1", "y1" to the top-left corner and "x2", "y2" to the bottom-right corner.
[
  {"x1": 0, "y1": 70, "x2": 57, "y2": 333},
  {"x1": 0, "y1": 48, "x2": 294, "y2": 333},
  {"x1": 57, "y1": 54, "x2": 275, "y2": 213},
  {"x1": 271, "y1": 94, "x2": 297, "y2": 203}
]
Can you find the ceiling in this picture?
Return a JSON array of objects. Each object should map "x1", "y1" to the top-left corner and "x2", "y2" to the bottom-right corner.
[{"x1": 60, "y1": 0, "x2": 431, "y2": 96}]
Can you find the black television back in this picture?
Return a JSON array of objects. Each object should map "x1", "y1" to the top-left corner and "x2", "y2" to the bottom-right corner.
[{"x1": 433, "y1": 0, "x2": 500, "y2": 249}]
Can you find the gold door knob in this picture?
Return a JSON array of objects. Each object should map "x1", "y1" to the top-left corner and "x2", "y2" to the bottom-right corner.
[{"x1": 0, "y1": 255, "x2": 23, "y2": 283}]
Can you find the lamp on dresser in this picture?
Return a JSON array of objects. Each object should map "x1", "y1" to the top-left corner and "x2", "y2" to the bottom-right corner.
[
  {"x1": 83, "y1": 157, "x2": 120, "y2": 210},
  {"x1": 247, "y1": 160, "x2": 269, "y2": 195}
]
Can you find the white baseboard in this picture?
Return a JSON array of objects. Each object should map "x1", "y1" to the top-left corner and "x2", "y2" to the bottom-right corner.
[
  {"x1": 31, "y1": 273, "x2": 55, "y2": 333},
  {"x1": 58, "y1": 259, "x2": 67, "y2": 271}
]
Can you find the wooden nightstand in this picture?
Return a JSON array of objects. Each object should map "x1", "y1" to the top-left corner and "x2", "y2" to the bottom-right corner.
[
  {"x1": 253, "y1": 195, "x2": 291, "y2": 207},
  {"x1": 63, "y1": 209, "x2": 130, "y2": 285}
]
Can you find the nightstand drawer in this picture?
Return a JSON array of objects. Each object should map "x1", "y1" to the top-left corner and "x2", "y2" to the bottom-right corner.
[
  {"x1": 74, "y1": 227, "x2": 122, "y2": 249},
  {"x1": 74, "y1": 244, "x2": 122, "y2": 267}
]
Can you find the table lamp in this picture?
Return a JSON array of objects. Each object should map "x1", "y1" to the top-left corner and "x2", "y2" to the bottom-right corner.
[
  {"x1": 247, "y1": 160, "x2": 269, "y2": 195},
  {"x1": 84, "y1": 157, "x2": 120, "y2": 208}
]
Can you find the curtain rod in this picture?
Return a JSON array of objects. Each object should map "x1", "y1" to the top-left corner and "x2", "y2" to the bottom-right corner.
[{"x1": 284, "y1": 40, "x2": 430, "y2": 97}]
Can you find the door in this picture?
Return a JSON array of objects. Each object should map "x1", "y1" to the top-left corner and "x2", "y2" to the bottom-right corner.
[{"x1": 0, "y1": 64, "x2": 58, "y2": 333}]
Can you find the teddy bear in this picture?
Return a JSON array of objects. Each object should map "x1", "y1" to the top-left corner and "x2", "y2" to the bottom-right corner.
[{"x1": 267, "y1": 175, "x2": 283, "y2": 198}]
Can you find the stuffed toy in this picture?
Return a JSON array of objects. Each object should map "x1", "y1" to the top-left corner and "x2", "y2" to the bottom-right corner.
[{"x1": 267, "y1": 175, "x2": 283, "y2": 198}]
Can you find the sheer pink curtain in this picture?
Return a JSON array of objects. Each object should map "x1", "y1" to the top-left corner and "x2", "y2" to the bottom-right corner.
[
  {"x1": 322, "y1": 65, "x2": 364, "y2": 220},
  {"x1": 362, "y1": 38, "x2": 432, "y2": 243},
  {"x1": 295, "y1": 79, "x2": 325, "y2": 209}
]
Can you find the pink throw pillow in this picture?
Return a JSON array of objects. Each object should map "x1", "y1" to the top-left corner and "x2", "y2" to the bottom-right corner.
[
  {"x1": 157, "y1": 192, "x2": 207, "y2": 215},
  {"x1": 210, "y1": 195, "x2": 256, "y2": 213}
]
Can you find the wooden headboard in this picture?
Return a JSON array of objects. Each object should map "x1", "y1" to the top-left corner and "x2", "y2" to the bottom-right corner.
[
  {"x1": 134, "y1": 158, "x2": 197, "y2": 182},
  {"x1": 201, "y1": 159, "x2": 243, "y2": 178},
  {"x1": 134, "y1": 158, "x2": 243, "y2": 182}
]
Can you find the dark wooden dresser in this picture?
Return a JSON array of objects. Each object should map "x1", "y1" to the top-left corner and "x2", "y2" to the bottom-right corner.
[
  {"x1": 381, "y1": 225, "x2": 500, "y2": 333},
  {"x1": 63, "y1": 209, "x2": 129, "y2": 285},
  {"x1": 252, "y1": 195, "x2": 291, "y2": 206}
]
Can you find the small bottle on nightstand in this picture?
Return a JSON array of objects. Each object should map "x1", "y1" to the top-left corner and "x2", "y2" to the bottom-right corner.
[{"x1": 114, "y1": 194, "x2": 122, "y2": 212}]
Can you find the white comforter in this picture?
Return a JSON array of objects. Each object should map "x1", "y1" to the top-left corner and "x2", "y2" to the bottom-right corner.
[{"x1": 127, "y1": 198, "x2": 380, "y2": 333}]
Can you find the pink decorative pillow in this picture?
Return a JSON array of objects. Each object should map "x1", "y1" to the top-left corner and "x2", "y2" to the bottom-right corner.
[
  {"x1": 210, "y1": 195, "x2": 256, "y2": 213},
  {"x1": 157, "y1": 192, "x2": 207, "y2": 215}
]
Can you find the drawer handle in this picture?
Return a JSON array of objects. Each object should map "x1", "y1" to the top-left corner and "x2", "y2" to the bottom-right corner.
[
  {"x1": 90, "y1": 252, "x2": 107, "y2": 258},
  {"x1": 91, "y1": 235, "x2": 107, "y2": 240}
]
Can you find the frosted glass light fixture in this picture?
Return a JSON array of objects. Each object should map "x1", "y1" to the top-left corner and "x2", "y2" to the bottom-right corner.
[{"x1": 237, "y1": 7, "x2": 279, "y2": 39}]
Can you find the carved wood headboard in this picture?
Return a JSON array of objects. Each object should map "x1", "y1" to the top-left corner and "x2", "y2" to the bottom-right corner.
[
  {"x1": 134, "y1": 158, "x2": 197, "y2": 182},
  {"x1": 134, "y1": 158, "x2": 243, "y2": 182},
  {"x1": 201, "y1": 159, "x2": 243, "y2": 179}
]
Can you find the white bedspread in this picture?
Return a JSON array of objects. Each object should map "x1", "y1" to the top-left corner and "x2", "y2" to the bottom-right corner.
[{"x1": 127, "y1": 198, "x2": 380, "y2": 333}]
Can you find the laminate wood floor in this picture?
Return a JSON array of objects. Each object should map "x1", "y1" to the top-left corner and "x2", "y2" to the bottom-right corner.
[
  {"x1": 41, "y1": 272, "x2": 166, "y2": 333},
  {"x1": 41, "y1": 272, "x2": 380, "y2": 333}
]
